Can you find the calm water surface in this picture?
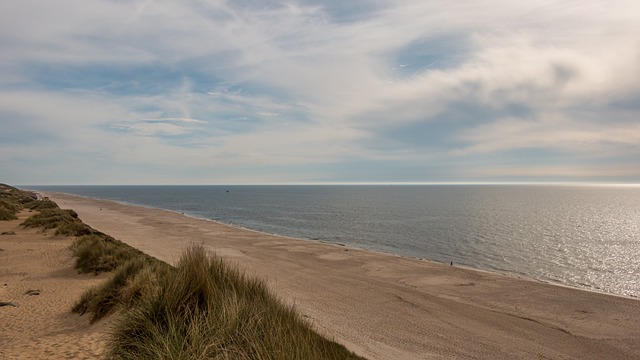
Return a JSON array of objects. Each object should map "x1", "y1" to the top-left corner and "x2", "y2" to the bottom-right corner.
[{"x1": 31, "y1": 185, "x2": 640, "y2": 298}]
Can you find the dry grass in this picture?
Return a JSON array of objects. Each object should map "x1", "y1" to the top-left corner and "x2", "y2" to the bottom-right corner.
[{"x1": 106, "y1": 245, "x2": 365, "y2": 360}]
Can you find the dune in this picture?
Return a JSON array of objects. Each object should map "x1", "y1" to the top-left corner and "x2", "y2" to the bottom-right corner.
[{"x1": 0, "y1": 210, "x2": 111, "y2": 360}]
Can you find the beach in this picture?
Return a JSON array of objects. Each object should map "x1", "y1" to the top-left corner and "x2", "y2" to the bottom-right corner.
[
  {"x1": 35, "y1": 192, "x2": 638, "y2": 360},
  {"x1": 2, "y1": 192, "x2": 639, "y2": 359},
  {"x1": 0, "y1": 210, "x2": 111, "y2": 359}
]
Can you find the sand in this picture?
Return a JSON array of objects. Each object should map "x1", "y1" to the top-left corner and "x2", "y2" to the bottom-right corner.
[
  {"x1": 0, "y1": 210, "x2": 111, "y2": 360},
  {"x1": 36, "y1": 192, "x2": 638, "y2": 360}
]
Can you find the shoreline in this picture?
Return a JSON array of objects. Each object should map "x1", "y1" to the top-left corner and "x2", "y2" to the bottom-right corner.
[
  {"x1": 44, "y1": 191, "x2": 640, "y2": 359},
  {"x1": 33, "y1": 190, "x2": 638, "y2": 301}
]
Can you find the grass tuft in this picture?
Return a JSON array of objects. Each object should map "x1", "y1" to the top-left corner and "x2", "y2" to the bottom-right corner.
[
  {"x1": 0, "y1": 184, "x2": 38, "y2": 220},
  {"x1": 21, "y1": 208, "x2": 91, "y2": 236},
  {"x1": 72, "y1": 258, "x2": 171, "y2": 322},
  {"x1": 0, "y1": 207, "x2": 17, "y2": 221},
  {"x1": 24, "y1": 199, "x2": 60, "y2": 210},
  {"x1": 0, "y1": 184, "x2": 87, "y2": 233},
  {"x1": 0, "y1": 199, "x2": 20, "y2": 220},
  {"x1": 105, "y1": 245, "x2": 365, "y2": 360},
  {"x1": 70, "y1": 234, "x2": 147, "y2": 274}
]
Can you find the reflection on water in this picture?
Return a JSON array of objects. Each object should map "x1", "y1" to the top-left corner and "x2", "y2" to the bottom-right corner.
[{"x1": 33, "y1": 184, "x2": 640, "y2": 297}]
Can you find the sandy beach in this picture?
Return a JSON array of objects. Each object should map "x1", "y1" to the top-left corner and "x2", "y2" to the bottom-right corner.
[
  {"x1": 2, "y1": 190, "x2": 638, "y2": 359},
  {"x1": 33, "y1": 192, "x2": 637, "y2": 360},
  {"x1": 0, "y1": 210, "x2": 111, "y2": 359}
]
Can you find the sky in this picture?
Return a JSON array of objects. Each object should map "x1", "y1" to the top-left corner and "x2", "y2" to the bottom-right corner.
[{"x1": 1, "y1": 0, "x2": 639, "y2": 185}]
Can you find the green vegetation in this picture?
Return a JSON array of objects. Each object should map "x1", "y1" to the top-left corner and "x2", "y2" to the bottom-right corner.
[
  {"x1": 0, "y1": 199, "x2": 19, "y2": 220},
  {"x1": 1, "y1": 183, "x2": 364, "y2": 359},
  {"x1": 106, "y1": 245, "x2": 364, "y2": 360},
  {"x1": 0, "y1": 183, "x2": 38, "y2": 220},
  {"x1": 70, "y1": 233, "x2": 150, "y2": 274},
  {"x1": 72, "y1": 257, "x2": 170, "y2": 322},
  {"x1": 71, "y1": 239, "x2": 364, "y2": 359},
  {"x1": 70, "y1": 232, "x2": 171, "y2": 322},
  {"x1": 21, "y1": 208, "x2": 94, "y2": 236},
  {"x1": 0, "y1": 183, "x2": 82, "y2": 232}
]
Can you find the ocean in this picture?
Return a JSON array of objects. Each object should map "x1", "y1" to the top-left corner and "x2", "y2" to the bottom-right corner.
[{"x1": 31, "y1": 185, "x2": 640, "y2": 298}]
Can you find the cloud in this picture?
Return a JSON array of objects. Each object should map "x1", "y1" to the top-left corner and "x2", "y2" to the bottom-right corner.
[
  {"x1": 142, "y1": 118, "x2": 207, "y2": 124},
  {"x1": 1, "y1": 0, "x2": 639, "y2": 184}
]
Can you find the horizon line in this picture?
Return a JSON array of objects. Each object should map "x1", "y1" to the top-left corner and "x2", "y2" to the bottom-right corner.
[{"x1": 20, "y1": 181, "x2": 640, "y2": 187}]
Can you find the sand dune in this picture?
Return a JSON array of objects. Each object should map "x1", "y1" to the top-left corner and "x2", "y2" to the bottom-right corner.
[
  {"x1": 44, "y1": 192, "x2": 640, "y2": 360},
  {"x1": 0, "y1": 211, "x2": 111, "y2": 359}
]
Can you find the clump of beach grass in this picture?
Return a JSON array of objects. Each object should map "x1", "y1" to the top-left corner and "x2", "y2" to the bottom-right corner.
[
  {"x1": 71, "y1": 242, "x2": 364, "y2": 359},
  {"x1": 0, "y1": 210, "x2": 15, "y2": 221},
  {"x1": 21, "y1": 208, "x2": 96, "y2": 236},
  {"x1": 0, "y1": 183, "x2": 90, "y2": 234},
  {"x1": 72, "y1": 257, "x2": 171, "y2": 322},
  {"x1": 0, "y1": 183, "x2": 38, "y2": 220},
  {"x1": 70, "y1": 233, "x2": 149, "y2": 274},
  {"x1": 105, "y1": 245, "x2": 364, "y2": 360},
  {"x1": 70, "y1": 231, "x2": 172, "y2": 322},
  {"x1": 0, "y1": 197, "x2": 22, "y2": 220},
  {"x1": 24, "y1": 198, "x2": 59, "y2": 210}
]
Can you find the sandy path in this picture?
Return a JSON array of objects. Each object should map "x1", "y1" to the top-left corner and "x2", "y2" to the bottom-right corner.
[
  {"x1": 48, "y1": 193, "x2": 640, "y2": 360},
  {"x1": 0, "y1": 211, "x2": 111, "y2": 360}
]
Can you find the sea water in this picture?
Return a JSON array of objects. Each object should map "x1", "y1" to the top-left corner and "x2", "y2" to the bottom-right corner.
[{"x1": 31, "y1": 185, "x2": 640, "y2": 298}]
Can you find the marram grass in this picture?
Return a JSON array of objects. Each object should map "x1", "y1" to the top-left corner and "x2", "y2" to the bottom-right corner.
[
  {"x1": 0, "y1": 183, "x2": 37, "y2": 220},
  {"x1": 72, "y1": 257, "x2": 171, "y2": 322},
  {"x1": 105, "y1": 245, "x2": 365, "y2": 360},
  {"x1": 70, "y1": 233, "x2": 149, "y2": 274}
]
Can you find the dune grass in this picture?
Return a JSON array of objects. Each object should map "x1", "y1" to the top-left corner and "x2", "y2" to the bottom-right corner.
[
  {"x1": 71, "y1": 241, "x2": 365, "y2": 359},
  {"x1": 0, "y1": 183, "x2": 37, "y2": 220},
  {"x1": 0, "y1": 195, "x2": 22, "y2": 220},
  {"x1": 21, "y1": 208, "x2": 92, "y2": 235},
  {"x1": 0, "y1": 183, "x2": 93, "y2": 235},
  {"x1": 105, "y1": 245, "x2": 364, "y2": 360},
  {"x1": 70, "y1": 233, "x2": 150, "y2": 274},
  {"x1": 0, "y1": 183, "x2": 87, "y2": 234},
  {"x1": 72, "y1": 257, "x2": 171, "y2": 322},
  {"x1": 0, "y1": 201, "x2": 19, "y2": 220}
]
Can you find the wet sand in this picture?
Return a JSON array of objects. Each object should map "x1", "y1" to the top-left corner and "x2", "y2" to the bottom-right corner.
[{"x1": 45, "y1": 192, "x2": 640, "y2": 359}]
